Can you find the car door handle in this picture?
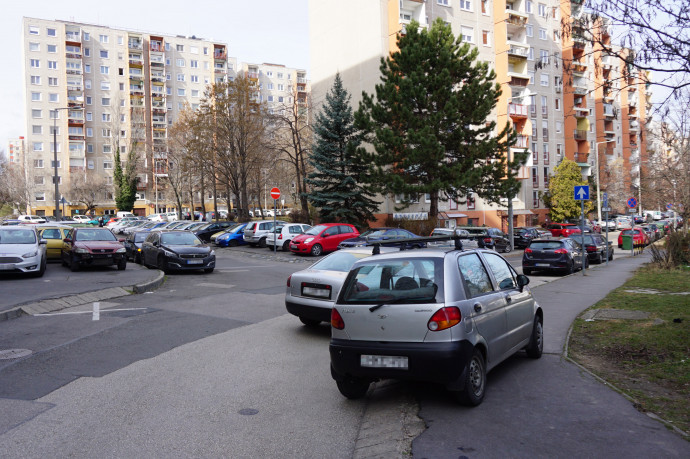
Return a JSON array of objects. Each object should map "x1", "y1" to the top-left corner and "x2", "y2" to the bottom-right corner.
[
  {"x1": 504, "y1": 294, "x2": 512, "y2": 303},
  {"x1": 473, "y1": 303, "x2": 482, "y2": 312}
]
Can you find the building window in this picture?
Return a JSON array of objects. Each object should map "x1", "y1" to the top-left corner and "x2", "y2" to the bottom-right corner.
[
  {"x1": 533, "y1": 191, "x2": 539, "y2": 207},
  {"x1": 33, "y1": 142, "x2": 43, "y2": 151},
  {"x1": 460, "y1": 0, "x2": 472, "y2": 11},
  {"x1": 481, "y1": 0, "x2": 488, "y2": 15},
  {"x1": 190, "y1": 60, "x2": 198, "y2": 68},
  {"x1": 103, "y1": 145, "x2": 112, "y2": 154},
  {"x1": 532, "y1": 145, "x2": 538, "y2": 163},
  {"x1": 543, "y1": 146, "x2": 550, "y2": 165},
  {"x1": 528, "y1": 47, "x2": 534, "y2": 61},
  {"x1": 526, "y1": 25, "x2": 533, "y2": 37},
  {"x1": 34, "y1": 159, "x2": 44, "y2": 168},
  {"x1": 35, "y1": 193, "x2": 46, "y2": 202},
  {"x1": 532, "y1": 167, "x2": 539, "y2": 187},
  {"x1": 528, "y1": 71, "x2": 535, "y2": 85},
  {"x1": 542, "y1": 120, "x2": 549, "y2": 141},
  {"x1": 102, "y1": 128, "x2": 111, "y2": 137},
  {"x1": 556, "y1": 144, "x2": 563, "y2": 159},
  {"x1": 86, "y1": 112, "x2": 92, "y2": 121},
  {"x1": 48, "y1": 61, "x2": 58, "y2": 69},
  {"x1": 177, "y1": 88, "x2": 186, "y2": 96},
  {"x1": 467, "y1": 194, "x2": 475, "y2": 209},
  {"x1": 83, "y1": 33, "x2": 90, "y2": 41},
  {"x1": 99, "y1": 34, "x2": 109, "y2": 43},
  {"x1": 461, "y1": 26, "x2": 474, "y2": 43},
  {"x1": 526, "y1": 1, "x2": 533, "y2": 13},
  {"x1": 48, "y1": 44, "x2": 58, "y2": 54},
  {"x1": 30, "y1": 59, "x2": 40, "y2": 68},
  {"x1": 538, "y1": 3, "x2": 547, "y2": 17},
  {"x1": 101, "y1": 81, "x2": 110, "y2": 90},
  {"x1": 540, "y1": 49, "x2": 549, "y2": 65},
  {"x1": 555, "y1": 121, "x2": 562, "y2": 133},
  {"x1": 49, "y1": 93, "x2": 59, "y2": 102},
  {"x1": 101, "y1": 98, "x2": 110, "y2": 106},
  {"x1": 100, "y1": 66, "x2": 109, "y2": 74},
  {"x1": 176, "y1": 58, "x2": 185, "y2": 67},
  {"x1": 482, "y1": 30, "x2": 490, "y2": 46},
  {"x1": 103, "y1": 160, "x2": 113, "y2": 169},
  {"x1": 191, "y1": 75, "x2": 199, "y2": 83},
  {"x1": 191, "y1": 89, "x2": 199, "y2": 97},
  {"x1": 87, "y1": 144, "x2": 93, "y2": 153},
  {"x1": 85, "y1": 64, "x2": 91, "y2": 73},
  {"x1": 540, "y1": 73, "x2": 549, "y2": 86},
  {"x1": 555, "y1": 98, "x2": 561, "y2": 110},
  {"x1": 267, "y1": 95, "x2": 274, "y2": 102},
  {"x1": 48, "y1": 77, "x2": 58, "y2": 86},
  {"x1": 86, "y1": 128, "x2": 93, "y2": 137},
  {"x1": 28, "y1": 26, "x2": 39, "y2": 35},
  {"x1": 176, "y1": 44, "x2": 184, "y2": 51},
  {"x1": 541, "y1": 95, "x2": 548, "y2": 116},
  {"x1": 31, "y1": 92, "x2": 41, "y2": 101},
  {"x1": 177, "y1": 74, "x2": 185, "y2": 81},
  {"x1": 29, "y1": 42, "x2": 40, "y2": 52},
  {"x1": 31, "y1": 109, "x2": 42, "y2": 118},
  {"x1": 50, "y1": 160, "x2": 61, "y2": 168},
  {"x1": 34, "y1": 176, "x2": 44, "y2": 185},
  {"x1": 100, "y1": 50, "x2": 109, "y2": 58},
  {"x1": 32, "y1": 125, "x2": 42, "y2": 134},
  {"x1": 84, "y1": 47, "x2": 90, "y2": 57},
  {"x1": 539, "y1": 28, "x2": 547, "y2": 40},
  {"x1": 437, "y1": 0, "x2": 449, "y2": 6}
]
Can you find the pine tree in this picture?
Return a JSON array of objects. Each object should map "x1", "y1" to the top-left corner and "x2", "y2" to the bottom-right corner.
[
  {"x1": 113, "y1": 145, "x2": 139, "y2": 212},
  {"x1": 544, "y1": 159, "x2": 594, "y2": 222},
  {"x1": 305, "y1": 73, "x2": 379, "y2": 227},
  {"x1": 354, "y1": 19, "x2": 527, "y2": 218}
]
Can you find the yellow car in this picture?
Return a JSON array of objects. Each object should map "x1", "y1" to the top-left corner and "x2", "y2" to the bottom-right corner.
[{"x1": 36, "y1": 225, "x2": 71, "y2": 260}]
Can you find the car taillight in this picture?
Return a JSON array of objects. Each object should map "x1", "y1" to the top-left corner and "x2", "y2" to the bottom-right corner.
[
  {"x1": 525, "y1": 248, "x2": 533, "y2": 254},
  {"x1": 586, "y1": 246, "x2": 597, "y2": 252},
  {"x1": 278, "y1": 234, "x2": 283, "y2": 239},
  {"x1": 331, "y1": 308, "x2": 345, "y2": 330},
  {"x1": 287, "y1": 275, "x2": 291, "y2": 287},
  {"x1": 483, "y1": 237, "x2": 492, "y2": 243},
  {"x1": 554, "y1": 248, "x2": 568, "y2": 254},
  {"x1": 428, "y1": 307, "x2": 461, "y2": 331}
]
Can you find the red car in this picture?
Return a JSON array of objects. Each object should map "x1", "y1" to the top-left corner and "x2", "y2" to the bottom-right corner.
[
  {"x1": 289, "y1": 223, "x2": 359, "y2": 256},
  {"x1": 547, "y1": 223, "x2": 582, "y2": 237},
  {"x1": 617, "y1": 228, "x2": 649, "y2": 248},
  {"x1": 61, "y1": 227, "x2": 127, "y2": 271}
]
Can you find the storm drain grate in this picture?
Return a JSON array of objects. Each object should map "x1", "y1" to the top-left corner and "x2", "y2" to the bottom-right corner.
[{"x1": 0, "y1": 349, "x2": 33, "y2": 360}]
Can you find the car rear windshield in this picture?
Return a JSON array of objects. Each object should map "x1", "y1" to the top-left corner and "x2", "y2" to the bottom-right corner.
[
  {"x1": 75, "y1": 230, "x2": 116, "y2": 242},
  {"x1": 311, "y1": 251, "x2": 372, "y2": 273},
  {"x1": 529, "y1": 241, "x2": 564, "y2": 250},
  {"x1": 0, "y1": 229, "x2": 37, "y2": 244},
  {"x1": 340, "y1": 257, "x2": 443, "y2": 304}
]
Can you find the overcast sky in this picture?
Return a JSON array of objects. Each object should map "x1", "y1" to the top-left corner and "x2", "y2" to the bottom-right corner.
[{"x1": 0, "y1": 0, "x2": 309, "y2": 152}]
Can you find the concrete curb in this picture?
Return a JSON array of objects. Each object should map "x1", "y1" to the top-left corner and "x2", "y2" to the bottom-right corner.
[{"x1": 0, "y1": 270, "x2": 166, "y2": 322}]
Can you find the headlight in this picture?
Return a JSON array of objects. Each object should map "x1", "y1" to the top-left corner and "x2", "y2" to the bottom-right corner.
[
  {"x1": 74, "y1": 248, "x2": 90, "y2": 254},
  {"x1": 305, "y1": 237, "x2": 314, "y2": 244},
  {"x1": 22, "y1": 250, "x2": 38, "y2": 258},
  {"x1": 210, "y1": 250, "x2": 215, "y2": 256},
  {"x1": 116, "y1": 248, "x2": 126, "y2": 253},
  {"x1": 163, "y1": 250, "x2": 176, "y2": 257}
]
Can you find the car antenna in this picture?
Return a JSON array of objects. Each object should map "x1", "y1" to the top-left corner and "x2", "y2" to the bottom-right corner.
[
  {"x1": 454, "y1": 236, "x2": 463, "y2": 251},
  {"x1": 372, "y1": 243, "x2": 380, "y2": 255}
]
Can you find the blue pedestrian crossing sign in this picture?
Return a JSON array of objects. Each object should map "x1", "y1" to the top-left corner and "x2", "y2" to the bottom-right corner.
[
  {"x1": 602, "y1": 192, "x2": 608, "y2": 207},
  {"x1": 574, "y1": 185, "x2": 590, "y2": 201}
]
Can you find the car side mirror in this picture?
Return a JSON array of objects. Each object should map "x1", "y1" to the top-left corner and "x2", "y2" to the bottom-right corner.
[
  {"x1": 39, "y1": 239, "x2": 48, "y2": 245},
  {"x1": 516, "y1": 274, "x2": 530, "y2": 292},
  {"x1": 322, "y1": 233, "x2": 329, "y2": 238},
  {"x1": 118, "y1": 238, "x2": 125, "y2": 243},
  {"x1": 63, "y1": 237, "x2": 72, "y2": 243}
]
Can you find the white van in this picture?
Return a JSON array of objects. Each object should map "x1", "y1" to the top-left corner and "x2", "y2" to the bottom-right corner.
[
  {"x1": 18, "y1": 215, "x2": 47, "y2": 224},
  {"x1": 117, "y1": 211, "x2": 136, "y2": 218}
]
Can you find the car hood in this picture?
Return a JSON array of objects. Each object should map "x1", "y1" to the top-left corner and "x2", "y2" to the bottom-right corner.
[
  {"x1": 0, "y1": 243, "x2": 39, "y2": 256},
  {"x1": 161, "y1": 244, "x2": 211, "y2": 255},
  {"x1": 75, "y1": 241, "x2": 123, "y2": 251},
  {"x1": 291, "y1": 234, "x2": 319, "y2": 243}
]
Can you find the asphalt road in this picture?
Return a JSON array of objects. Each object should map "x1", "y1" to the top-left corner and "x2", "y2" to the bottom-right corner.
[{"x1": 1, "y1": 236, "x2": 686, "y2": 457}]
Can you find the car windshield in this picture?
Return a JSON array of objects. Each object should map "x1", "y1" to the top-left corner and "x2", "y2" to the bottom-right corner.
[
  {"x1": 161, "y1": 232, "x2": 202, "y2": 246},
  {"x1": 340, "y1": 257, "x2": 442, "y2": 304},
  {"x1": 311, "y1": 251, "x2": 372, "y2": 273},
  {"x1": 304, "y1": 224, "x2": 328, "y2": 236},
  {"x1": 75, "y1": 230, "x2": 116, "y2": 242},
  {"x1": 529, "y1": 241, "x2": 564, "y2": 250},
  {"x1": 0, "y1": 229, "x2": 37, "y2": 244},
  {"x1": 133, "y1": 232, "x2": 148, "y2": 242},
  {"x1": 514, "y1": 229, "x2": 528, "y2": 235}
]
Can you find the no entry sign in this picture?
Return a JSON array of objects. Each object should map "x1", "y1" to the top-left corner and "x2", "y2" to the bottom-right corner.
[{"x1": 270, "y1": 187, "x2": 281, "y2": 200}]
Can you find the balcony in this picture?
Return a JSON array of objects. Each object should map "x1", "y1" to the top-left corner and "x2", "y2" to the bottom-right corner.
[
  {"x1": 67, "y1": 85, "x2": 83, "y2": 92},
  {"x1": 508, "y1": 73, "x2": 530, "y2": 87},
  {"x1": 246, "y1": 72, "x2": 259, "y2": 80},
  {"x1": 629, "y1": 98, "x2": 638, "y2": 107},
  {"x1": 508, "y1": 103, "x2": 528, "y2": 118},
  {"x1": 69, "y1": 166, "x2": 85, "y2": 173},
  {"x1": 65, "y1": 32, "x2": 81, "y2": 43},
  {"x1": 572, "y1": 34, "x2": 587, "y2": 50},
  {"x1": 214, "y1": 51, "x2": 227, "y2": 60},
  {"x1": 604, "y1": 104, "x2": 616, "y2": 119},
  {"x1": 65, "y1": 51, "x2": 82, "y2": 59},
  {"x1": 575, "y1": 107, "x2": 589, "y2": 118},
  {"x1": 214, "y1": 68, "x2": 227, "y2": 74},
  {"x1": 574, "y1": 130, "x2": 587, "y2": 141},
  {"x1": 506, "y1": 9, "x2": 528, "y2": 27},
  {"x1": 572, "y1": 79, "x2": 588, "y2": 95},
  {"x1": 507, "y1": 42, "x2": 529, "y2": 59},
  {"x1": 68, "y1": 135, "x2": 85, "y2": 141},
  {"x1": 513, "y1": 135, "x2": 529, "y2": 149},
  {"x1": 555, "y1": 84, "x2": 562, "y2": 93},
  {"x1": 572, "y1": 61, "x2": 588, "y2": 74},
  {"x1": 576, "y1": 152, "x2": 589, "y2": 163}
]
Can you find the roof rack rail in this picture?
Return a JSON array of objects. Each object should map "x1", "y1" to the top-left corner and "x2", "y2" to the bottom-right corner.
[{"x1": 367, "y1": 235, "x2": 465, "y2": 255}]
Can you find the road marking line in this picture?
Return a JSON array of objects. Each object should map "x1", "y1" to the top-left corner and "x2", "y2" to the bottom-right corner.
[
  {"x1": 37, "y1": 308, "x2": 148, "y2": 316},
  {"x1": 195, "y1": 283, "x2": 236, "y2": 289}
]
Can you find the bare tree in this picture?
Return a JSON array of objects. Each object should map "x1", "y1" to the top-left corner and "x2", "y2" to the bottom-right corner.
[
  {"x1": 69, "y1": 173, "x2": 108, "y2": 214},
  {"x1": 267, "y1": 92, "x2": 312, "y2": 216},
  {"x1": 600, "y1": 157, "x2": 629, "y2": 215},
  {"x1": 0, "y1": 157, "x2": 31, "y2": 215}
]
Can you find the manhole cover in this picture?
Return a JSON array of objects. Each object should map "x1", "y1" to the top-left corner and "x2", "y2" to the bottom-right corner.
[
  {"x1": 238, "y1": 408, "x2": 259, "y2": 416},
  {"x1": 0, "y1": 349, "x2": 33, "y2": 360}
]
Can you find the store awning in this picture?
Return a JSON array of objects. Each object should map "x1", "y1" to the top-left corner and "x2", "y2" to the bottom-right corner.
[
  {"x1": 438, "y1": 212, "x2": 468, "y2": 219},
  {"x1": 497, "y1": 209, "x2": 534, "y2": 216}
]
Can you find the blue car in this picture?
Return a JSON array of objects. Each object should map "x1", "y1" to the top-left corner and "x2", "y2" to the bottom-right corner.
[
  {"x1": 337, "y1": 227, "x2": 425, "y2": 249},
  {"x1": 215, "y1": 223, "x2": 248, "y2": 247}
]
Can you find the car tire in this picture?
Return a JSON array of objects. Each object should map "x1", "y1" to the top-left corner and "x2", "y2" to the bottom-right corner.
[
  {"x1": 454, "y1": 348, "x2": 486, "y2": 406},
  {"x1": 282, "y1": 240, "x2": 290, "y2": 252},
  {"x1": 503, "y1": 244, "x2": 512, "y2": 253},
  {"x1": 565, "y1": 260, "x2": 574, "y2": 275},
  {"x1": 61, "y1": 255, "x2": 68, "y2": 267},
  {"x1": 204, "y1": 267, "x2": 214, "y2": 273},
  {"x1": 117, "y1": 259, "x2": 127, "y2": 271},
  {"x1": 228, "y1": 240, "x2": 239, "y2": 247},
  {"x1": 157, "y1": 255, "x2": 168, "y2": 274},
  {"x1": 596, "y1": 253, "x2": 604, "y2": 264},
  {"x1": 70, "y1": 255, "x2": 80, "y2": 272},
  {"x1": 34, "y1": 257, "x2": 47, "y2": 278},
  {"x1": 258, "y1": 237, "x2": 267, "y2": 248},
  {"x1": 525, "y1": 316, "x2": 543, "y2": 359},
  {"x1": 523, "y1": 268, "x2": 532, "y2": 275},
  {"x1": 336, "y1": 377, "x2": 370, "y2": 400},
  {"x1": 310, "y1": 244, "x2": 323, "y2": 257},
  {"x1": 609, "y1": 250, "x2": 614, "y2": 260},
  {"x1": 134, "y1": 253, "x2": 142, "y2": 264},
  {"x1": 299, "y1": 317, "x2": 320, "y2": 327}
]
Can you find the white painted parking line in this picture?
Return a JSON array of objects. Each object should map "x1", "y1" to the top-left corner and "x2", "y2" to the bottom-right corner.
[
  {"x1": 195, "y1": 283, "x2": 236, "y2": 289},
  {"x1": 216, "y1": 269, "x2": 250, "y2": 273},
  {"x1": 37, "y1": 308, "x2": 148, "y2": 316}
]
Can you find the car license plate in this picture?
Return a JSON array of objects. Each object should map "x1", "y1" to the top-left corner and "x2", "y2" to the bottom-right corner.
[
  {"x1": 290, "y1": 244, "x2": 298, "y2": 249},
  {"x1": 0, "y1": 264, "x2": 15, "y2": 270},
  {"x1": 360, "y1": 355, "x2": 408, "y2": 369},
  {"x1": 302, "y1": 286, "x2": 330, "y2": 299},
  {"x1": 187, "y1": 259, "x2": 203, "y2": 264},
  {"x1": 536, "y1": 263, "x2": 550, "y2": 267}
]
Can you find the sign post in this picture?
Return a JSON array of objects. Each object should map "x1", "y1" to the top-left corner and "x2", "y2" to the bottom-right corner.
[
  {"x1": 270, "y1": 187, "x2": 281, "y2": 254},
  {"x1": 627, "y1": 196, "x2": 638, "y2": 256},
  {"x1": 574, "y1": 186, "x2": 589, "y2": 275},
  {"x1": 602, "y1": 192, "x2": 609, "y2": 264}
]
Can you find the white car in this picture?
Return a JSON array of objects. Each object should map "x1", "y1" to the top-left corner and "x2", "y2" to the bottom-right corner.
[
  {"x1": 266, "y1": 223, "x2": 312, "y2": 251},
  {"x1": 597, "y1": 219, "x2": 616, "y2": 231},
  {"x1": 72, "y1": 215, "x2": 91, "y2": 223},
  {"x1": 166, "y1": 212, "x2": 180, "y2": 221},
  {"x1": 0, "y1": 226, "x2": 47, "y2": 277},
  {"x1": 148, "y1": 213, "x2": 168, "y2": 222},
  {"x1": 18, "y1": 215, "x2": 47, "y2": 224}
]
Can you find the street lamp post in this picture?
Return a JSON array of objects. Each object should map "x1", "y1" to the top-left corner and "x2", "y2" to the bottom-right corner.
[
  {"x1": 595, "y1": 139, "x2": 616, "y2": 223},
  {"x1": 52, "y1": 107, "x2": 70, "y2": 220}
]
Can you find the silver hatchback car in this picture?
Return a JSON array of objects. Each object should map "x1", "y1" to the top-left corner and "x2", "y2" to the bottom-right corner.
[{"x1": 329, "y1": 246, "x2": 543, "y2": 406}]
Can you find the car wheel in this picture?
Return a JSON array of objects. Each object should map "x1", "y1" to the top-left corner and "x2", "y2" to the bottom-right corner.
[
  {"x1": 503, "y1": 244, "x2": 512, "y2": 253},
  {"x1": 597, "y1": 252, "x2": 604, "y2": 264},
  {"x1": 525, "y1": 316, "x2": 543, "y2": 359},
  {"x1": 134, "y1": 253, "x2": 142, "y2": 264},
  {"x1": 258, "y1": 237, "x2": 267, "y2": 248},
  {"x1": 454, "y1": 348, "x2": 486, "y2": 406},
  {"x1": 609, "y1": 250, "x2": 614, "y2": 260},
  {"x1": 523, "y1": 268, "x2": 532, "y2": 275},
  {"x1": 310, "y1": 244, "x2": 323, "y2": 257},
  {"x1": 299, "y1": 317, "x2": 320, "y2": 327},
  {"x1": 565, "y1": 260, "x2": 574, "y2": 275},
  {"x1": 117, "y1": 259, "x2": 127, "y2": 271},
  {"x1": 336, "y1": 377, "x2": 370, "y2": 400},
  {"x1": 61, "y1": 254, "x2": 68, "y2": 267},
  {"x1": 34, "y1": 257, "x2": 47, "y2": 278},
  {"x1": 157, "y1": 255, "x2": 168, "y2": 274},
  {"x1": 282, "y1": 240, "x2": 291, "y2": 252},
  {"x1": 70, "y1": 255, "x2": 80, "y2": 272},
  {"x1": 203, "y1": 267, "x2": 214, "y2": 273}
]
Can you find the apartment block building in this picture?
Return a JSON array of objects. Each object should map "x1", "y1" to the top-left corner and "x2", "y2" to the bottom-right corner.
[
  {"x1": 21, "y1": 17, "x2": 235, "y2": 217},
  {"x1": 7, "y1": 138, "x2": 26, "y2": 165},
  {"x1": 309, "y1": 0, "x2": 648, "y2": 229}
]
